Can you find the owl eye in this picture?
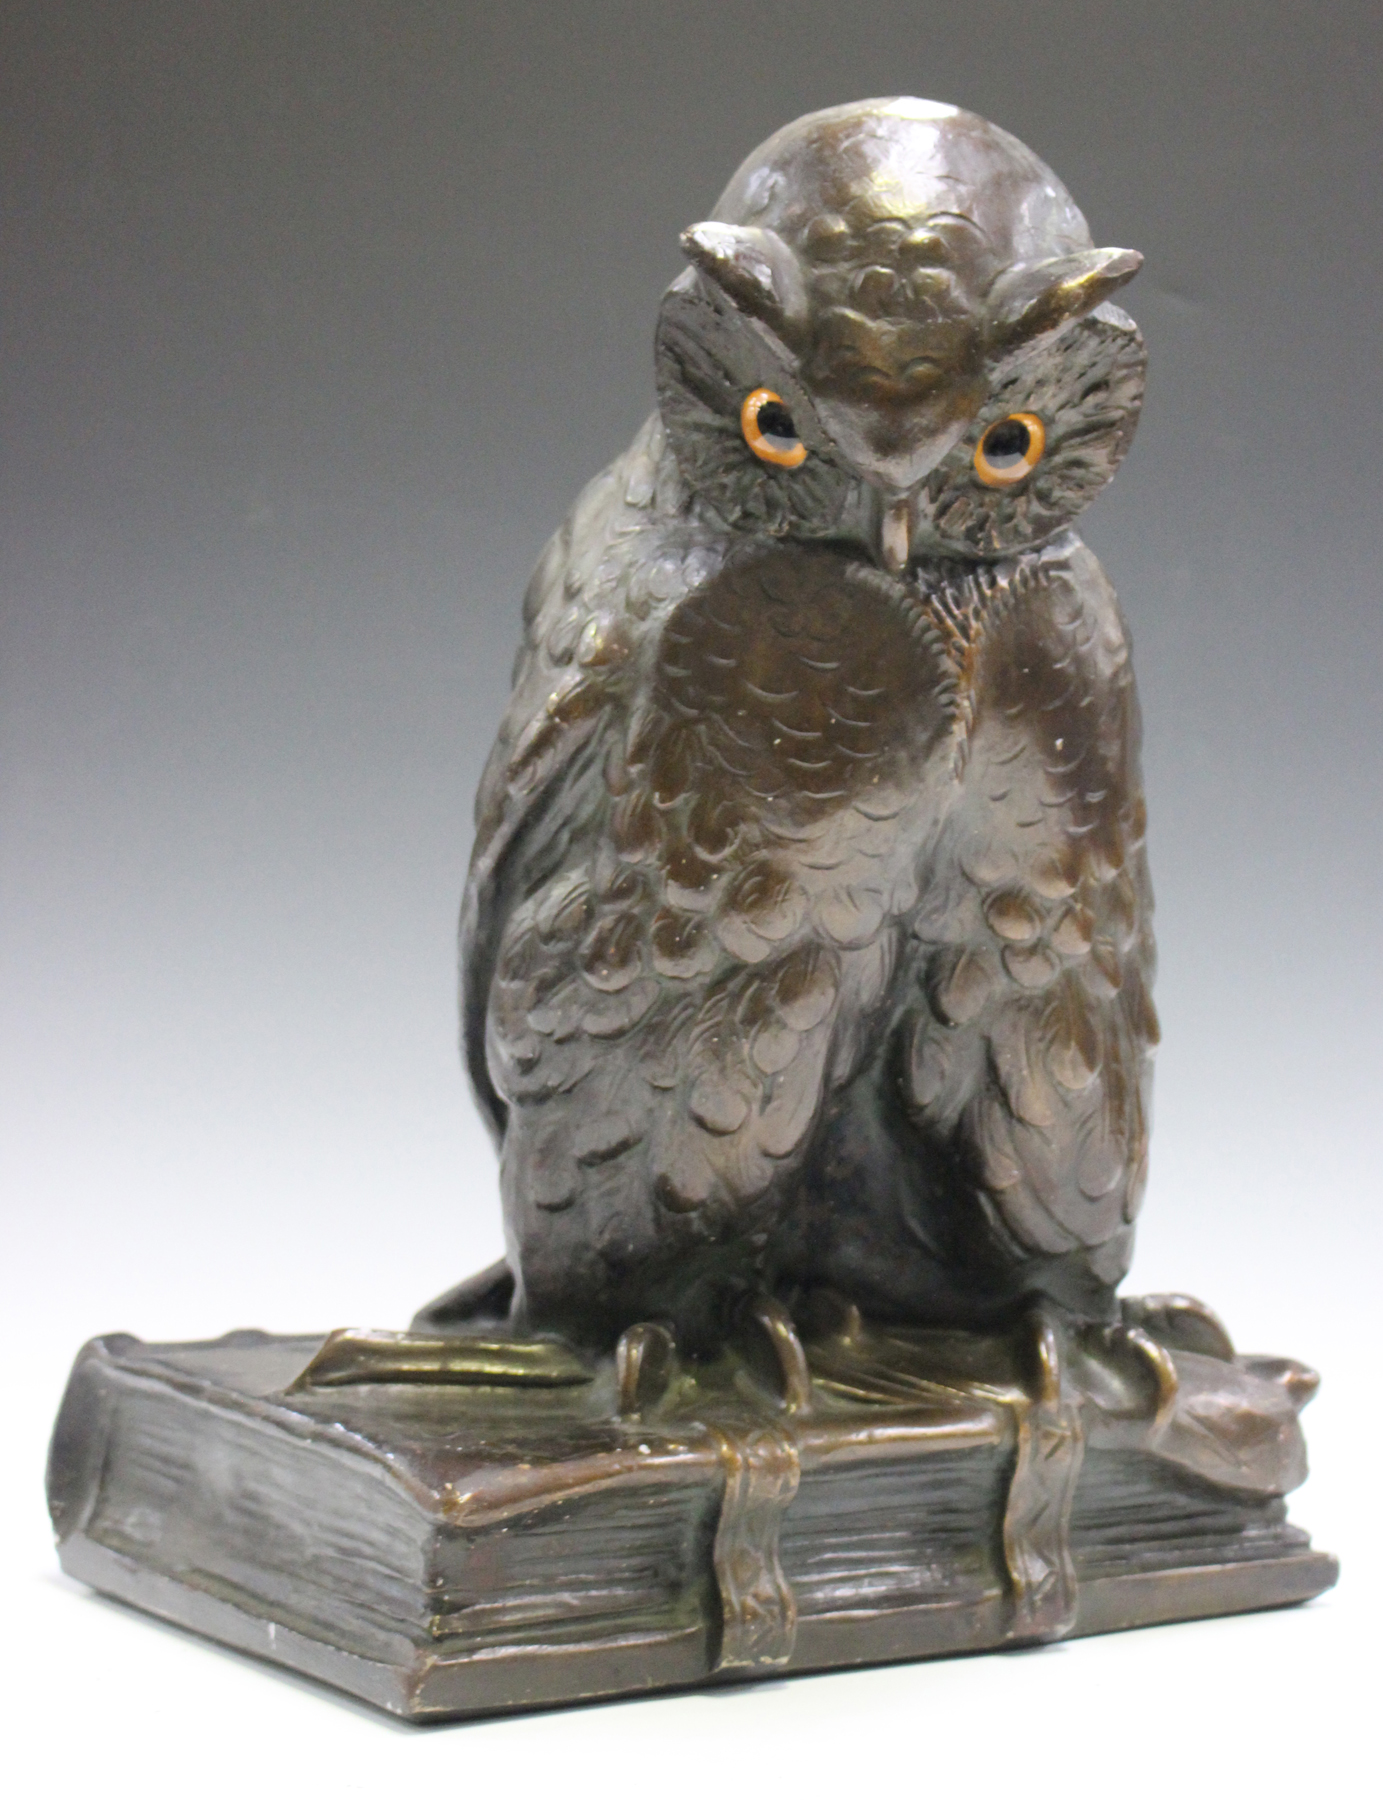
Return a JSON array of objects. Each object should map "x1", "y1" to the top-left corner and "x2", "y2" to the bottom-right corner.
[
  {"x1": 973, "y1": 412, "x2": 1046, "y2": 487},
  {"x1": 741, "y1": 388, "x2": 808, "y2": 468}
]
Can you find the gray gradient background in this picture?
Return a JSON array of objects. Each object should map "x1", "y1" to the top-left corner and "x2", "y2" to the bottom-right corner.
[{"x1": 4, "y1": 4, "x2": 1378, "y2": 1787}]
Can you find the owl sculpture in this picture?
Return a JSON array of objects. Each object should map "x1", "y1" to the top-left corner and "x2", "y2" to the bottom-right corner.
[
  {"x1": 453, "y1": 98, "x2": 1158, "y2": 1361},
  {"x1": 42, "y1": 97, "x2": 1334, "y2": 1719}
]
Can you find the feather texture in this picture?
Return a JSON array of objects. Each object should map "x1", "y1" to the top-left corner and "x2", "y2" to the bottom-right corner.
[
  {"x1": 902, "y1": 540, "x2": 1157, "y2": 1288},
  {"x1": 465, "y1": 411, "x2": 1154, "y2": 1344},
  {"x1": 459, "y1": 100, "x2": 1158, "y2": 1347}
]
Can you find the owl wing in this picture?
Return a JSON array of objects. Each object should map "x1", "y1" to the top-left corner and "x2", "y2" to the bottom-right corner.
[
  {"x1": 905, "y1": 539, "x2": 1158, "y2": 1290},
  {"x1": 462, "y1": 423, "x2": 670, "y2": 1139},
  {"x1": 485, "y1": 547, "x2": 948, "y2": 1235}
]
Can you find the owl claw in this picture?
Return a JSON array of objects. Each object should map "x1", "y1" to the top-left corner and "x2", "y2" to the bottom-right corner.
[
  {"x1": 1021, "y1": 1302, "x2": 1179, "y2": 1431},
  {"x1": 615, "y1": 1320, "x2": 679, "y2": 1417},
  {"x1": 1120, "y1": 1292, "x2": 1235, "y2": 1362},
  {"x1": 1113, "y1": 1323, "x2": 1180, "y2": 1430},
  {"x1": 615, "y1": 1300, "x2": 815, "y2": 1417},
  {"x1": 1025, "y1": 1302, "x2": 1067, "y2": 1407},
  {"x1": 738, "y1": 1294, "x2": 814, "y2": 1413}
]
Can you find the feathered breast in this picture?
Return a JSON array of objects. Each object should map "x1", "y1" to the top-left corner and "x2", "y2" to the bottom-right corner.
[{"x1": 622, "y1": 543, "x2": 956, "y2": 841}]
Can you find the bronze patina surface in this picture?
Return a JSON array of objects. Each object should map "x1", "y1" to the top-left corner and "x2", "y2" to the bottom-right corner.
[
  {"x1": 49, "y1": 1303, "x2": 1332, "y2": 1721},
  {"x1": 48, "y1": 97, "x2": 1334, "y2": 1720}
]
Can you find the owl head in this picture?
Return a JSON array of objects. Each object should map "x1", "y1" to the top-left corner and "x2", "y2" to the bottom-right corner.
[{"x1": 655, "y1": 97, "x2": 1146, "y2": 570}]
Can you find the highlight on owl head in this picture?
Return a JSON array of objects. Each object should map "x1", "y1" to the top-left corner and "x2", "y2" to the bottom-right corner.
[{"x1": 654, "y1": 97, "x2": 1146, "y2": 568}]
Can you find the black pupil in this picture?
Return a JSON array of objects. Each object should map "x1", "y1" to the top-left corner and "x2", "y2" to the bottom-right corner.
[
  {"x1": 983, "y1": 417, "x2": 1030, "y2": 464},
  {"x1": 757, "y1": 401, "x2": 797, "y2": 442}
]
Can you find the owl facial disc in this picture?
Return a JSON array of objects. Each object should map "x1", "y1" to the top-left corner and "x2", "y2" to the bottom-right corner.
[{"x1": 656, "y1": 98, "x2": 1146, "y2": 567}]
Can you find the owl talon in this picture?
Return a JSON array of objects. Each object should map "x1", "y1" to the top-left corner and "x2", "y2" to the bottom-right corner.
[
  {"x1": 1121, "y1": 1293, "x2": 1235, "y2": 1362},
  {"x1": 1020, "y1": 1304, "x2": 1179, "y2": 1432},
  {"x1": 1022, "y1": 1301, "x2": 1068, "y2": 1408},
  {"x1": 615, "y1": 1320, "x2": 679, "y2": 1417},
  {"x1": 1068, "y1": 1315, "x2": 1181, "y2": 1429},
  {"x1": 1116, "y1": 1324, "x2": 1180, "y2": 1430},
  {"x1": 738, "y1": 1294, "x2": 813, "y2": 1413}
]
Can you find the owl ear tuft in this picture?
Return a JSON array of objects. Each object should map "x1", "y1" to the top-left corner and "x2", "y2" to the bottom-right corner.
[
  {"x1": 989, "y1": 247, "x2": 1143, "y2": 354},
  {"x1": 680, "y1": 222, "x2": 808, "y2": 339}
]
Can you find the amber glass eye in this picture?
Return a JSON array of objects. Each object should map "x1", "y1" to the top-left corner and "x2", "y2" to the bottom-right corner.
[
  {"x1": 973, "y1": 412, "x2": 1046, "y2": 487},
  {"x1": 741, "y1": 388, "x2": 808, "y2": 468}
]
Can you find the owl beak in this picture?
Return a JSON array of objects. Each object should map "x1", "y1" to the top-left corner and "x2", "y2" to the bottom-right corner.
[{"x1": 880, "y1": 497, "x2": 912, "y2": 575}]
